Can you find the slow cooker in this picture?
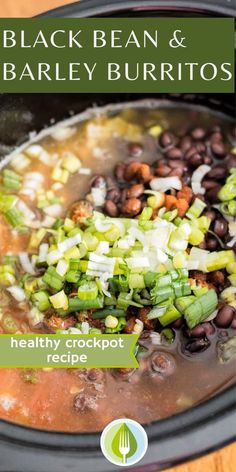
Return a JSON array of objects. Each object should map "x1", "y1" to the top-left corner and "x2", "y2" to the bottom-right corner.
[{"x1": 0, "y1": 1, "x2": 235, "y2": 471}]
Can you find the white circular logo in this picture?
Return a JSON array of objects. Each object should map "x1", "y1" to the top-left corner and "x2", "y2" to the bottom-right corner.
[{"x1": 100, "y1": 418, "x2": 148, "y2": 467}]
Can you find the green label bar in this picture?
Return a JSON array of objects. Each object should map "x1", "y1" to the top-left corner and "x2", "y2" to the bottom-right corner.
[
  {"x1": 0, "y1": 18, "x2": 234, "y2": 92},
  {"x1": 0, "y1": 334, "x2": 139, "y2": 368}
]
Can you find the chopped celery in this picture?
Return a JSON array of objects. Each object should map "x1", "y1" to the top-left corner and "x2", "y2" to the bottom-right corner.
[
  {"x1": 184, "y1": 289, "x2": 218, "y2": 329},
  {"x1": 159, "y1": 305, "x2": 181, "y2": 327}
]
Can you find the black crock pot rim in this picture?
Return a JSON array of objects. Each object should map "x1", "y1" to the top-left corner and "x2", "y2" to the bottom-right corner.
[
  {"x1": 38, "y1": 0, "x2": 236, "y2": 18},
  {"x1": 0, "y1": 0, "x2": 235, "y2": 466},
  {"x1": 1, "y1": 383, "x2": 235, "y2": 451}
]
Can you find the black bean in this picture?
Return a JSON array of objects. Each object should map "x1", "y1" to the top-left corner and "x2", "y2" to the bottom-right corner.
[
  {"x1": 185, "y1": 338, "x2": 210, "y2": 353},
  {"x1": 122, "y1": 198, "x2": 142, "y2": 216},
  {"x1": 104, "y1": 200, "x2": 119, "y2": 217},
  {"x1": 87, "y1": 369, "x2": 104, "y2": 383},
  {"x1": 155, "y1": 164, "x2": 171, "y2": 177},
  {"x1": 211, "y1": 142, "x2": 227, "y2": 159},
  {"x1": 172, "y1": 317, "x2": 184, "y2": 329},
  {"x1": 203, "y1": 155, "x2": 213, "y2": 165},
  {"x1": 207, "y1": 165, "x2": 227, "y2": 180},
  {"x1": 169, "y1": 160, "x2": 185, "y2": 170},
  {"x1": 166, "y1": 147, "x2": 183, "y2": 160},
  {"x1": 210, "y1": 131, "x2": 223, "y2": 143},
  {"x1": 126, "y1": 183, "x2": 144, "y2": 199},
  {"x1": 180, "y1": 135, "x2": 192, "y2": 153},
  {"x1": 202, "y1": 180, "x2": 219, "y2": 190},
  {"x1": 208, "y1": 270, "x2": 225, "y2": 287},
  {"x1": 205, "y1": 237, "x2": 219, "y2": 251},
  {"x1": 151, "y1": 352, "x2": 175, "y2": 377},
  {"x1": 206, "y1": 185, "x2": 221, "y2": 202},
  {"x1": 201, "y1": 322, "x2": 215, "y2": 337},
  {"x1": 169, "y1": 168, "x2": 184, "y2": 178},
  {"x1": 106, "y1": 187, "x2": 121, "y2": 203},
  {"x1": 189, "y1": 152, "x2": 203, "y2": 168},
  {"x1": 185, "y1": 325, "x2": 206, "y2": 338},
  {"x1": 185, "y1": 146, "x2": 198, "y2": 160},
  {"x1": 231, "y1": 316, "x2": 236, "y2": 330},
  {"x1": 73, "y1": 393, "x2": 97, "y2": 412},
  {"x1": 213, "y1": 218, "x2": 228, "y2": 237},
  {"x1": 215, "y1": 305, "x2": 235, "y2": 328},
  {"x1": 114, "y1": 163, "x2": 126, "y2": 182},
  {"x1": 128, "y1": 142, "x2": 143, "y2": 158},
  {"x1": 225, "y1": 153, "x2": 236, "y2": 170},
  {"x1": 204, "y1": 209, "x2": 217, "y2": 222},
  {"x1": 159, "y1": 131, "x2": 175, "y2": 148},
  {"x1": 191, "y1": 127, "x2": 206, "y2": 140}
]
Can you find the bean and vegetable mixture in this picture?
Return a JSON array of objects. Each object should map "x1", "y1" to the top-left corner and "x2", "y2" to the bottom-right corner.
[{"x1": 0, "y1": 102, "x2": 235, "y2": 432}]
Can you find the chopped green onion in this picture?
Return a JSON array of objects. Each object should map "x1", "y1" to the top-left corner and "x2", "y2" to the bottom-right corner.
[
  {"x1": 184, "y1": 289, "x2": 218, "y2": 329},
  {"x1": 159, "y1": 305, "x2": 181, "y2": 327},
  {"x1": 32, "y1": 290, "x2": 51, "y2": 312},
  {"x1": 50, "y1": 290, "x2": 68, "y2": 310},
  {"x1": 78, "y1": 281, "x2": 98, "y2": 300},
  {"x1": 161, "y1": 328, "x2": 175, "y2": 343},
  {"x1": 43, "y1": 266, "x2": 64, "y2": 291},
  {"x1": 186, "y1": 198, "x2": 206, "y2": 219},
  {"x1": 92, "y1": 308, "x2": 125, "y2": 319}
]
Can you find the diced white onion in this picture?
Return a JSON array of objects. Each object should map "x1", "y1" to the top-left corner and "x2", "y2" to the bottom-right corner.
[
  {"x1": 44, "y1": 204, "x2": 62, "y2": 218},
  {"x1": 17, "y1": 200, "x2": 35, "y2": 222},
  {"x1": 7, "y1": 286, "x2": 26, "y2": 302},
  {"x1": 96, "y1": 241, "x2": 110, "y2": 255},
  {"x1": 91, "y1": 185, "x2": 106, "y2": 207},
  {"x1": 41, "y1": 216, "x2": 56, "y2": 228},
  {"x1": 126, "y1": 257, "x2": 150, "y2": 269},
  {"x1": 191, "y1": 165, "x2": 211, "y2": 195},
  {"x1": 19, "y1": 253, "x2": 36, "y2": 275},
  {"x1": 46, "y1": 250, "x2": 62, "y2": 265},
  {"x1": 56, "y1": 259, "x2": 69, "y2": 277},
  {"x1": 11, "y1": 153, "x2": 30, "y2": 171},
  {"x1": 28, "y1": 307, "x2": 44, "y2": 326},
  {"x1": 38, "y1": 243, "x2": 49, "y2": 263},
  {"x1": 81, "y1": 322, "x2": 90, "y2": 334},
  {"x1": 150, "y1": 176, "x2": 182, "y2": 193},
  {"x1": 25, "y1": 145, "x2": 44, "y2": 158},
  {"x1": 79, "y1": 167, "x2": 92, "y2": 175},
  {"x1": 58, "y1": 233, "x2": 81, "y2": 253}
]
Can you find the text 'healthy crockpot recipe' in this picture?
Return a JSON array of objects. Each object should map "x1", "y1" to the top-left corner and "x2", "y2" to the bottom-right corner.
[{"x1": 0, "y1": 102, "x2": 235, "y2": 432}]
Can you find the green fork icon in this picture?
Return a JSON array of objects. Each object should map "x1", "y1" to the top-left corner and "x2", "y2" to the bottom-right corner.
[{"x1": 119, "y1": 426, "x2": 130, "y2": 464}]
